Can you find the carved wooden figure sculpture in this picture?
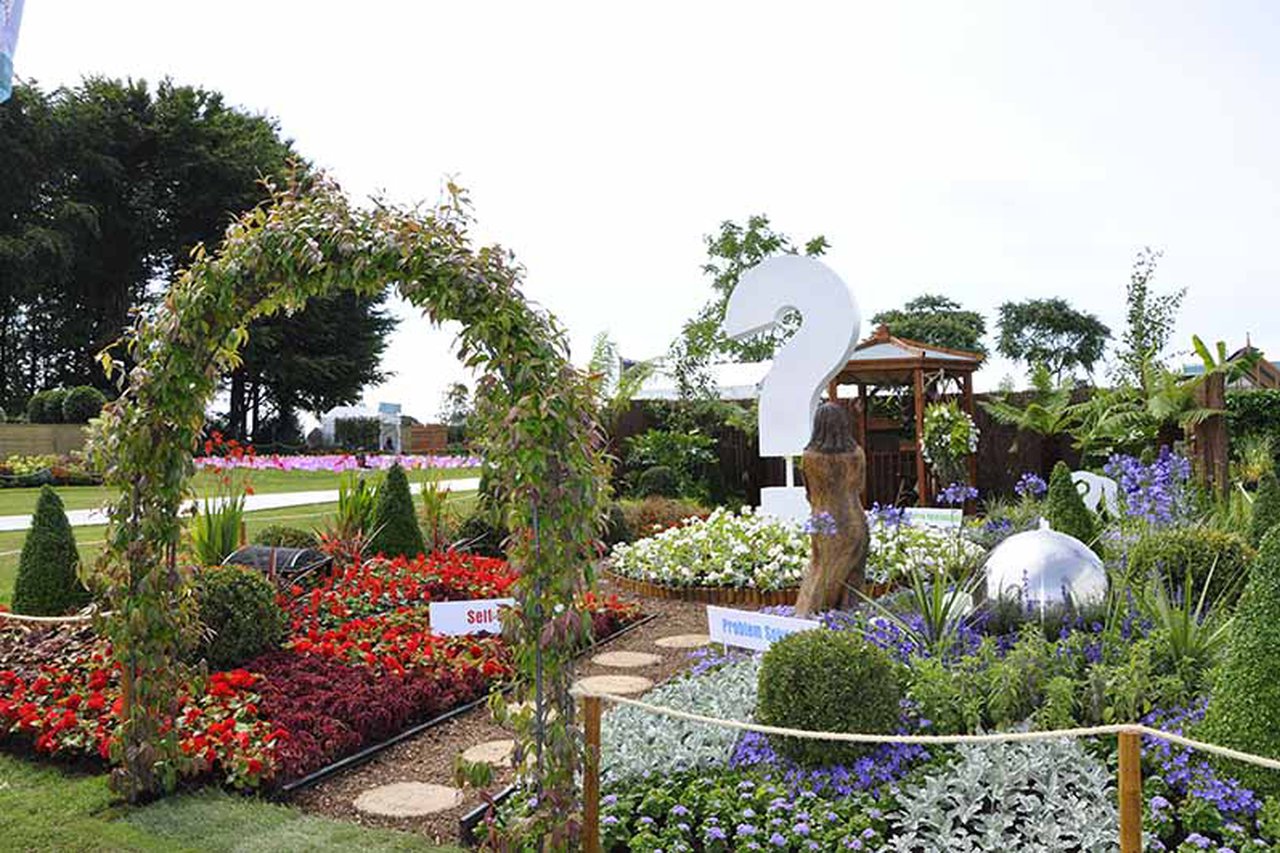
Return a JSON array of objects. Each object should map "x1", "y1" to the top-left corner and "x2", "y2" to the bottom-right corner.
[{"x1": 794, "y1": 402, "x2": 869, "y2": 616}]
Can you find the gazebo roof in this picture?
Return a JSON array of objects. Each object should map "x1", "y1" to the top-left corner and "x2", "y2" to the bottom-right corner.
[{"x1": 832, "y1": 325, "x2": 984, "y2": 386}]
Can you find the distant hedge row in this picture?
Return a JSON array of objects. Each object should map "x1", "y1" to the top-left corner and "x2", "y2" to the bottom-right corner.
[{"x1": 1227, "y1": 389, "x2": 1280, "y2": 446}]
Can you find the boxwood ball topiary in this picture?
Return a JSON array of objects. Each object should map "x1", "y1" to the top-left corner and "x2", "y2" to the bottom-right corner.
[
  {"x1": 1250, "y1": 471, "x2": 1280, "y2": 547},
  {"x1": 756, "y1": 629, "x2": 902, "y2": 767},
  {"x1": 1199, "y1": 526, "x2": 1280, "y2": 797},
  {"x1": 192, "y1": 565, "x2": 287, "y2": 669},
  {"x1": 369, "y1": 462, "x2": 425, "y2": 559},
  {"x1": 12, "y1": 485, "x2": 90, "y2": 615},
  {"x1": 1046, "y1": 462, "x2": 1098, "y2": 552}
]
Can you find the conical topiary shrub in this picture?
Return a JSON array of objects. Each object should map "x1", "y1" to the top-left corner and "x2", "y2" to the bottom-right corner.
[
  {"x1": 12, "y1": 486, "x2": 90, "y2": 615},
  {"x1": 1199, "y1": 527, "x2": 1280, "y2": 796},
  {"x1": 1046, "y1": 462, "x2": 1097, "y2": 551},
  {"x1": 1249, "y1": 470, "x2": 1280, "y2": 547},
  {"x1": 369, "y1": 463, "x2": 426, "y2": 559}
]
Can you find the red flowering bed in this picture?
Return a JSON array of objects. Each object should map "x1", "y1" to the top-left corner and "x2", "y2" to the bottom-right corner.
[{"x1": 0, "y1": 550, "x2": 641, "y2": 789}]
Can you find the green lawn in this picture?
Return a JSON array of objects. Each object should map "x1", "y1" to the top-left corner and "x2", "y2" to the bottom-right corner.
[
  {"x1": 0, "y1": 467, "x2": 478, "y2": 517},
  {"x1": 0, "y1": 753, "x2": 461, "y2": 852},
  {"x1": 0, "y1": 491, "x2": 480, "y2": 605}
]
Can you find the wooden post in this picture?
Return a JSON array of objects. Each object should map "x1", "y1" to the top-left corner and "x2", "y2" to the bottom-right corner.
[
  {"x1": 963, "y1": 373, "x2": 978, "y2": 506},
  {"x1": 913, "y1": 367, "x2": 930, "y2": 505},
  {"x1": 1118, "y1": 730, "x2": 1142, "y2": 853},
  {"x1": 827, "y1": 379, "x2": 839, "y2": 402},
  {"x1": 582, "y1": 695, "x2": 602, "y2": 853}
]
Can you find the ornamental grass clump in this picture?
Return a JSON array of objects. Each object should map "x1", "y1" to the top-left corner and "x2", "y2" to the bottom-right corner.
[
  {"x1": 369, "y1": 462, "x2": 425, "y2": 559},
  {"x1": 1199, "y1": 527, "x2": 1280, "y2": 797},
  {"x1": 12, "y1": 486, "x2": 90, "y2": 615},
  {"x1": 756, "y1": 629, "x2": 901, "y2": 767},
  {"x1": 1046, "y1": 462, "x2": 1098, "y2": 550}
]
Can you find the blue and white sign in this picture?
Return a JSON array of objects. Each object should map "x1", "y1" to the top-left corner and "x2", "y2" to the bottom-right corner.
[
  {"x1": 429, "y1": 598, "x2": 515, "y2": 636},
  {"x1": 706, "y1": 605, "x2": 819, "y2": 652},
  {"x1": 1, "y1": 0, "x2": 25, "y2": 104}
]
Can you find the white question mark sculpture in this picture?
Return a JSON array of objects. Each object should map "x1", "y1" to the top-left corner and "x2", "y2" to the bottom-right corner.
[
  {"x1": 1072, "y1": 470, "x2": 1119, "y2": 517},
  {"x1": 722, "y1": 256, "x2": 861, "y2": 521}
]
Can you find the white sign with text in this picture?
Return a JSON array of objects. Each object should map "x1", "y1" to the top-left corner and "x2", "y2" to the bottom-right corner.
[
  {"x1": 429, "y1": 598, "x2": 515, "y2": 636},
  {"x1": 706, "y1": 605, "x2": 820, "y2": 652},
  {"x1": 903, "y1": 507, "x2": 963, "y2": 529}
]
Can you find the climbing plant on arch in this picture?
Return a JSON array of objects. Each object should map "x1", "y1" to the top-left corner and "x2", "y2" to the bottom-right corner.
[{"x1": 85, "y1": 176, "x2": 608, "y2": 833}]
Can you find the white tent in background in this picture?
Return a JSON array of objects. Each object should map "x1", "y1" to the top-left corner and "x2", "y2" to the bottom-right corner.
[
  {"x1": 632, "y1": 361, "x2": 771, "y2": 402},
  {"x1": 318, "y1": 402, "x2": 404, "y2": 452}
]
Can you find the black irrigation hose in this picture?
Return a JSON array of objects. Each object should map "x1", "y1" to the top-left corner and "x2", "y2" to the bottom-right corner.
[{"x1": 275, "y1": 612, "x2": 658, "y2": 799}]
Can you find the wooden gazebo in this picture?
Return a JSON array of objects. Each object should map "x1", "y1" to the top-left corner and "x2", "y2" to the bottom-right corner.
[{"x1": 826, "y1": 325, "x2": 984, "y2": 506}]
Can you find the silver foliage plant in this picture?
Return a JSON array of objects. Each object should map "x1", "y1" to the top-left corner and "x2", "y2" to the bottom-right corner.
[
  {"x1": 600, "y1": 657, "x2": 760, "y2": 785},
  {"x1": 888, "y1": 738, "x2": 1120, "y2": 853}
]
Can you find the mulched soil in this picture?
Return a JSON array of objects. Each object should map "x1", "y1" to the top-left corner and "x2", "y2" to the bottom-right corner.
[{"x1": 288, "y1": 576, "x2": 723, "y2": 845}]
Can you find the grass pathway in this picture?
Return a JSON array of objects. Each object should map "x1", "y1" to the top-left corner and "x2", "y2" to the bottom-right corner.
[{"x1": 0, "y1": 753, "x2": 461, "y2": 852}]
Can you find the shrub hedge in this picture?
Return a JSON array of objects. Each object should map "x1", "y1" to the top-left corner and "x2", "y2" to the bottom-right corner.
[
  {"x1": 1200, "y1": 527, "x2": 1280, "y2": 796},
  {"x1": 252, "y1": 525, "x2": 318, "y2": 550},
  {"x1": 61, "y1": 386, "x2": 107, "y2": 423},
  {"x1": 1250, "y1": 471, "x2": 1280, "y2": 547},
  {"x1": 634, "y1": 465, "x2": 679, "y2": 498},
  {"x1": 1126, "y1": 526, "x2": 1253, "y2": 605}
]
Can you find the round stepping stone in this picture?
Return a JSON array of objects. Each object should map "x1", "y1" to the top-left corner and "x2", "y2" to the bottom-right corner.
[
  {"x1": 574, "y1": 674, "x2": 653, "y2": 695},
  {"x1": 461, "y1": 739, "x2": 515, "y2": 767},
  {"x1": 592, "y1": 650, "x2": 663, "y2": 668},
  {"x1": 354, "y1": 782, "x2": 463, "y2": 817},
  {"x1": 655, "y1": 633, "x2": 711, "y2": 649}
]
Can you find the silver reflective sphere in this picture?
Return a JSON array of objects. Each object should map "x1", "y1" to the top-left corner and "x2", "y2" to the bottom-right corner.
[{"x1": 984, "y1": 529, "x2": 1107, "y2": 606}]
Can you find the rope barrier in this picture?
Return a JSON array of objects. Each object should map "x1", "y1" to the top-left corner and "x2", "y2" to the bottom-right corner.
[
  {"x1": 571, "y1": 687, "x2": 1280, "y2": 771},
  {"x1": 0, "y1": 606, "x2": 109, "y2": 624}
]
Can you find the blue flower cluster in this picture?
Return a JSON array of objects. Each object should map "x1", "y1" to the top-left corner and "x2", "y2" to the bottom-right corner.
[
  {"x1": 937, "y1": 482, "x2": 979, "y2": 506},
  {"x1": 730, "y1": 730, "x2": 928, "y2": 799},
  {"x1": 802, "y1": 511, "x2": 838, "y2": 536},
  {"x1": 867, "y1": 503, "x2": 907, "y2": 528},
  {"x1": 1014, "y1": 471, "x2": 1048, "y2": 499},
  {"x1": 1104, "y1": 447, "x2": 1193, "y2": 527}
]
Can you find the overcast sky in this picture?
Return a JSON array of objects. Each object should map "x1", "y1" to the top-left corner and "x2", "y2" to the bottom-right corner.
[{"x1": 16, "y1": 1, "x2": 1280, "y2": 421}]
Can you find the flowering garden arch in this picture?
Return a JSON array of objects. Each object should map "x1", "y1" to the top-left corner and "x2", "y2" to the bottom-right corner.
[{"x1": 85, "y1": 176, "x2": 607, "y2": 837}]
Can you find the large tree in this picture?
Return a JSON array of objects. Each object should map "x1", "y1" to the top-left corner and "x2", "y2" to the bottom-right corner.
[
  {"x1": 996, "y1": 297, "x2": 1111, "y2": 379},
  {"x1": 670, "y1": 215, "x2": 828, "y2": 397},
  {"x1": 0, "y1": 78, "x2": 311, "y2": 413},
  {"x1": 870, "y1": 294, "x2": 986, "y2": 353},
  {"x1": 227, "y1": 291, "x2": 397, "y2": 444}
]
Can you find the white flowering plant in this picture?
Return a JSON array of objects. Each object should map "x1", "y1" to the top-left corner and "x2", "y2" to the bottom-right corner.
[
  {"x1": 608, "y1": 507, "x2": 807, "y2": 590},
  {"x1": 921, "y1": 400, "x2": 980, "y2": 485},
  {"x1": 866, "y1": 513, "x2": 986, "y2": 585}
]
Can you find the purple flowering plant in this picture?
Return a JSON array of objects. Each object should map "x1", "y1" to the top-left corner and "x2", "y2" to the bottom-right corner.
[
  {"x1": 1015, "y1": 471, "x2": 1048, "y2": 500},
  {"x1": 1104, "y1": 447, "x2": 1193, "y2": 528},
  {"x1": 599, "y1": 769, "x2": 889, "y2": 853}
]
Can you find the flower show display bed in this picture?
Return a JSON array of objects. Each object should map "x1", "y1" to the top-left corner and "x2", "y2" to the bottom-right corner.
[{"x1": 0, "y1": 551, "x2": 641, "y2": 792}]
